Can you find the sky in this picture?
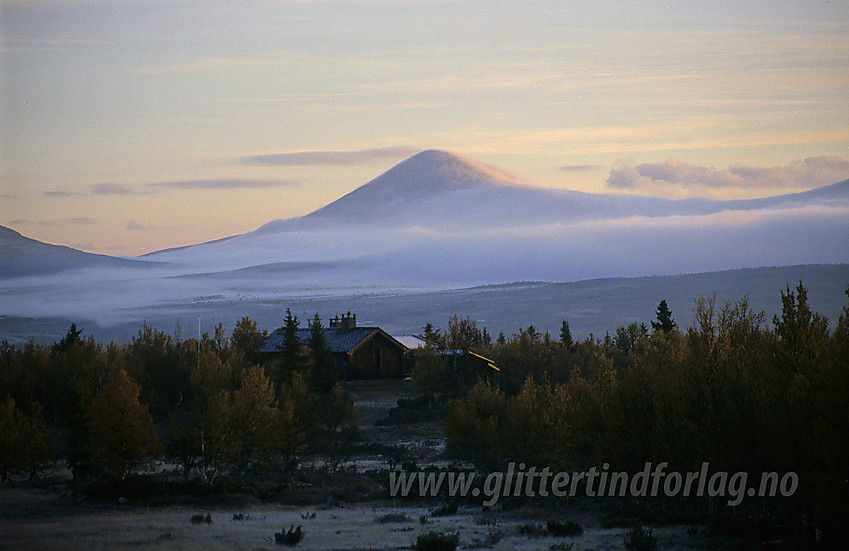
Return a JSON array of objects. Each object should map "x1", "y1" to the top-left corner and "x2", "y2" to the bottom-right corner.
[{"x1": 2, "y1": 0, "x2": 848, "y2": 257}]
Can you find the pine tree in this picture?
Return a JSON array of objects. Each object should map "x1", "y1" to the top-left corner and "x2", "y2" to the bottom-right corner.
[
  {"x1": 422, "y1": 322, "x2": 442, "y2": 347},
  {"x1": 52, "y1": 323, "x2": 83, "y2": 354},
  {"x1": 560, "y1": 320, "x2": 574, "y2": 348},
  {"x1": 651, "y1": 299, "x2": 675, "y2": 333},
  {"x1": 308, "y1": 314, "x2": 337, "y2": 393},
  {"x1": 274, "y1": 308, "x2": 303, "y2": 387}
]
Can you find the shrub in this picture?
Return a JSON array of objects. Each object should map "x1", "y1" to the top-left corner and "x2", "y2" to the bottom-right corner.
[
  {"x1": 430, "y1": 500, "x2": 459, "y2": 517},
  {"x1": 190, "y1": 513, "x2": 212, "y2": 524},
  {"x1": 546, "y1": 520, "x2": 583, "y2": 537},
  {"x1": 516, "y1": 523, "x2": 546, "y2": 538},
  {"x1": 468, "y1": 528, "x2": 502, "y2": 549},
  {"x1": 624, "y1": 525, "x2": 657, "y2": 551},
  {"x1": 376, "y1": 512, "x2": 409, "y2": 523},
  {"x1": 274, "y1": 525, "x2": 303, "y2": 546},
  {"x1": 414, "y1": 530, "x2": 459, "y2": 551}
]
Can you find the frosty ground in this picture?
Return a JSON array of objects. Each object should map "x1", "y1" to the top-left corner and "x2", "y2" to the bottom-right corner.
[{"x1": 2, "y1": 380, "x2": 743, "y2": 550}]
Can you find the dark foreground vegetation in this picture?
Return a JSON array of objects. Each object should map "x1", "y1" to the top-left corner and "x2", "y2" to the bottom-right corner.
[{"x1": 1, "y1": 282, "x2": 848, "y2": 548}]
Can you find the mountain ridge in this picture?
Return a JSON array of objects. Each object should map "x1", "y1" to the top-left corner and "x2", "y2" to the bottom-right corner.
[{"x1": 0, "y1": 225, "x2": 155, "y2": 277}]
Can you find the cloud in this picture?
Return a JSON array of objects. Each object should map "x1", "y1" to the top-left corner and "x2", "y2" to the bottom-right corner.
[
  {"x1": 10, "y1": 217, "x2": 96, "y2": 227},
  {"x1": 149, "y1": 179, "x2": 295, "y2": 190},
  {"x1": 606, "y1": 156, "x2": 849, "y2": 196},
  {"x1": 241, "y1": 146, "x2": 419, "y2": 166},
  {"x1": 44, "y1": 190, "x2": 82, "y2": 197},
  {"x1": 92, "y1": 183, "x2": 137, "y2": 195},
  {"x1": 558, "y1": 165, "x2": 604, "y2": 172},
  {"x1": 126, "y1": 220, "x2": 150, "y2": 231},
  {"x1": 66, "y1": 217, "x2": 97, "y2": 225}
]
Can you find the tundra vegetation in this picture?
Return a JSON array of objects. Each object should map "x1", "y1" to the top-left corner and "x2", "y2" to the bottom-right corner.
[{"x1": 1, "y1": 283, "x2": 847, "y2": 548}]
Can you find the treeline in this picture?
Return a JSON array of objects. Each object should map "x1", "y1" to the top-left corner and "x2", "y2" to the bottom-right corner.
[
  {"x1": 0, "y1": 311, "x2": 357, "y2": 483},
  {"x1": 429, "y1": 283, "x2": 848, "y2": 545}
]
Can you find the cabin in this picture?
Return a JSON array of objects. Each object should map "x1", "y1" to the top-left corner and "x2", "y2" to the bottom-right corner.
[
  {"x1": 262, "y1": 312, "x2": 409, "y2": 380},
  {"x1": 401, "y1": 336, "x2": 500, "y2": 387}
]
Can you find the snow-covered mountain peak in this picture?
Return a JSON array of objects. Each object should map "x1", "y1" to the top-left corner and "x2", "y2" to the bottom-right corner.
[{"x1": 306, "y1": 149, "x2": 532, "y2": 221}]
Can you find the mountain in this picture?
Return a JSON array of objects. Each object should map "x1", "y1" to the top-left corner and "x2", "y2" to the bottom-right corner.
[
  {"x1": 0, "y1": 225, "x2": 154, "y2": 278},
  {"x1": 140, "y1": 149, "x2": 849, "y2": 282},
  {"x1": 252, "y1": 150, "x2": 849, "y2": 235},
  {"x1": 308, "y1": 149, "x2": 532, "y2": 219},
  {"x1": 3, "y1": 150, "x2": 848, "y2": 343},
  {"x1": 255, "y1": 150, "x2": 676, "y2": 233}
]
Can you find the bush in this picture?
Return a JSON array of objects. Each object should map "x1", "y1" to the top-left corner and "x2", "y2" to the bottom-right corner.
[
  {"x1": 430, "y1": 500, "x2": 459, "y2": 517},
  {"x1": 624, "y1": 525, "x2": 657, "y2": 551},
  {"x1": 546, "y1": 520, "x2": 582, "y2": 537},
  {"x1": 274, "y1": 525, "x2": 303, "y2": 546},
  {"x1": 414, "y1": 530, "x2": 459, "y2": 551},
  {"x1": 468, "y1": 528, "x2": 502, "y2": 549},
  {"x1": 375, "y1": 512, "x2": 409, "y2": 523},
  {"x1": 516, "y1": 523, "x2": 546, "y2": 538},
  {"x1": 190, "y1": 513, "x2": 212, "y2": 524},
  {"x1": 376, "y1": 394, "x2": 446, "y2": 425}
]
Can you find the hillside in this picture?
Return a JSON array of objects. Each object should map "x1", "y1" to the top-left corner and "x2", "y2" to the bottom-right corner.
[
  {"x1": 140, "y1": 150, "x2": 848, "y2": 284},
  {"x1": 250, "y1": 150, "x2": 849, "y2": 235},
  {"x1": 0, "y1": 225, "x2": 153, "y2": 278}
]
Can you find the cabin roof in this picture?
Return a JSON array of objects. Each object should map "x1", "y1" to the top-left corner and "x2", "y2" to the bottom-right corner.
[{"x1": 261, "y1": 326, "x2": 407, "y2": 355}]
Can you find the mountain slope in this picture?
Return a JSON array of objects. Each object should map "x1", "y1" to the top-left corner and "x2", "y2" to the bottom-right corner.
[
  {"x1": 253, "y1": 150, "x2": 849, "y2": 235},
  {"x1": 142, "y1": 149, "x2": 849, "y2": 282},
  {"x1": 0, "y1": 226, "x2": 154, "y2": 278},
  {"x1": 309, "y1": 149, "x2": 530, "y2": 218}
]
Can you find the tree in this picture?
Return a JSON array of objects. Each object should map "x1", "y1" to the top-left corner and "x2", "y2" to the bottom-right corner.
[
  {"x1": 0, "y1": 397, "x2": 49, "y2": 481},
  {"x1": 91, "y1": 369, "x2": 162, "y2": 479},
  {"x1": 62, "y1": 378, "x2": 99, "y2": 480},
  {"x1": 272, "y1": 308, "x2": 306, "y2": 388},
  {"x1": 231, "y1": 316, "x2": 267, "y2": 368},
  {"x1": 773, "y1": 281, "x2": 829, "y2": 373},
  {"x1": 51, "y1": 323, "x2": 83, "y2": 354},
  {"x1": 651, "y1": 299, "x2": 675, "y2": 333},
  {"x1": 229, "y1": 367, "x2": 279, "y2": 469},
  {"x1": 559, "y1": 320, "x2": 574, "y2": 349},
  {"x1": 444, "y1": 380, "x2": 508, "y2": 469},
  {"x1": 769, "y1": 281, "x2": 831, "y2": 510},
  {"x1": 446, "y1": 315, "x2": 484, "y2": 351},
  {"x1": 317, "y1": 384, "x2": 359, "y2": 473},
  {"x1": 165, "y1": 410, "x2": 203, "y2": 479},
  {"x1": 814, "y1": 285, "x2": 849, "y2": 545},
  {"x1": 421, "y1": 322, "x2": 442, "y2": 347},
  {"x1": 277, "y1": 371, "x2": 317, "y2": 474},
  {"x1": 410, "y1": 345, "x2": 449, "y2": 392},
  {"x1": 504, "y1": 377, "x2": 572, "y2": 470},
  {"x1": 308, "y1": 314, "x2": 337, "y2": 393},
  {"x1": 126, "y1": 323, "x2": 187, "y2": 419},
  {"x1": 613, "y1": 322, "x2": 647, "y2": 353}
]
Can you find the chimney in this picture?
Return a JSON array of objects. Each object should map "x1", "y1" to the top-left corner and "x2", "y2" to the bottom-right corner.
[{"x1": 330, "y1": 311, "x2": 356, "y2": 331}]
